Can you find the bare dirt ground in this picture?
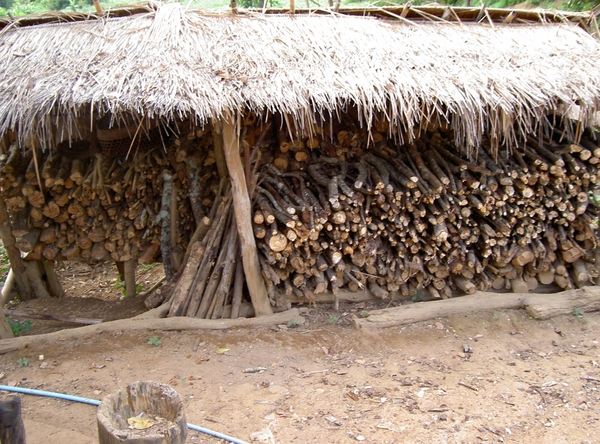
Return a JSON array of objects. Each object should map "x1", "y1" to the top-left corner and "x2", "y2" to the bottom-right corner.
[{"x1": 1, "y1": 263, "x2": 600, "y2": 444}]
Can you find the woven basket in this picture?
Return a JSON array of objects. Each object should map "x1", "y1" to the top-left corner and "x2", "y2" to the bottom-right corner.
[{"x1": 96, "y1": 116, "x2": 160, "y2": 157}]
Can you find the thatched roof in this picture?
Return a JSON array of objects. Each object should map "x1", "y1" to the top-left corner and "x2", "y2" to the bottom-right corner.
[{"x1": 1, "y1": 2, "x2": 599, "y2": 149}]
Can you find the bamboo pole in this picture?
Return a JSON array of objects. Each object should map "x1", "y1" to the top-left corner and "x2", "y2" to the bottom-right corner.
[{"x1": 222, "y1": 115, "x2": 273, "y2": 317}]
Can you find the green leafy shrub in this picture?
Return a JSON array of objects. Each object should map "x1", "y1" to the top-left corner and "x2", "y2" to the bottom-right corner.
[{"x1": 7, "y1": 317, "x2": 31, "y2": 336}]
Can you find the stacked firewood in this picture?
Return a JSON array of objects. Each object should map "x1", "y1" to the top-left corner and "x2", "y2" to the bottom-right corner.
[
  {"x1": 0, "y1": 131, "x2": 215, "y2": 267},
  {"x1": 2, "y1": 112, "x2": 600, "y2": 317},
  {"x1": 251, "y1": 118, "x2": 600, "y2": 306}
]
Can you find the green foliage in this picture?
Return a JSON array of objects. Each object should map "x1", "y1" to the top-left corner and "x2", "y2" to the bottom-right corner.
[
  {"x1": 360, "y1": 311, "x2": 370, "y2": 318},
  {"x1": 573, "y1": 307, "x2": 584, "y2": 317},
  {"x1": 589, "y1": 190, "x2": 600, "y2": 207},
  {"x1": 7, "y1": 317, "x2": 31, "y2": 336},
  {"x1": 566, "y1": 0, "x2": 598, "y2": 10},
  {"x1": 412, "y1": 289, "x2": 425, "y2": 302},
  {"x1": 147, "y1": 336, "x2": 162, "y2": 346},
  {"x1": 0, "y1": 0, "x2": 594, "y2": 18},
  {"x1": 327, "y1": 315, "x2": 339, "y2": 324},
  {"x1": 139, "y1": 262, "x2": 159, "y2": 272},
  {"x1": 46, "y1": 0, "x2": 69, "y2": 10},
  {"x1": 114, "y1": 280, "x2": 143, "y2": 297},
  {"x1": 16, "y1": 357, "x2": 29, "y2": 367},
  {"x1": 238, "y1": 0, "x2": 282, "y2": 7},
  {"x1": 287, "y1": 318, "x2": 300, "y2": 328}
]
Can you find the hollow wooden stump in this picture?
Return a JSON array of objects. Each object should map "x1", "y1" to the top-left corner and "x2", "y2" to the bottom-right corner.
[
  {"x1": 97, "y1": 381, "x2": 187, "y2": 444},
  {"x1": 0, "y1": 395, "x2": 26, "y2": 444}
]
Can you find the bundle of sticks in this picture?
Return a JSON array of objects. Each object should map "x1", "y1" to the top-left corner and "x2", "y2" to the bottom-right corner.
[{"x1": 250, "y1": 117, "x2": 600, "y2": 307}]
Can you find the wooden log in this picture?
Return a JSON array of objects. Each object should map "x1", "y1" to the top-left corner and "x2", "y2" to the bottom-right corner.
[
  {"x1": 3, "y1": 309, "x2": 101, "y2": 325},
  {"x1": 510, "y1": 278, "x2": 529, "y2": 293},
  {"x1": 0, "y1": 198, "x2": 33, "y2": 300},
  {"x1": 368, "y1": 281, "x2": 389, "y2": 300},
  {"x1": 222, "y1": 116, "x2": 273, "y2": 317},
  {"x1": 168, "y1": 242, "x2": 206, "y2": 317},
  {"x1": 453, "y1": 276, "x2": 476, "y2": 294},
  {"x1": 0, "y1": 395, "x2": 26, "y2": 444},
  {"x1": 0, "y1": 308, "x2": 303, "y2": 355},
  {"x1": 572, "y1": 259, "x2": 590, "y2": 288},
  {"x1": 523, "y1": 287, "x2": 600, "y2": 319},
  {"x1": 97, "y1": 381, "x2": 187, "y2": 444},
  {"x1": 536, "y1": 270, "x2": 555, "y2": 285},
  {"x1": 230, "y1": 254, "x2": 245, "y2": 319},
  {"x1": 14, "y1": 229, "x2": 40, "y2": 253},
  {"x1": 210, "y1": 231, "x2": 239, "y2": 319}
]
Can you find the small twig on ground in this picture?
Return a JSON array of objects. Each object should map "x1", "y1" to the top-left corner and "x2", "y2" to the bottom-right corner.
[
  {"x1": 530, "y1": 386, "x2": 547, "y2": 405},
  {"x1": 483, "y1": 425, "x2": 502, "y2": 436},
  {"x1": 458, "y1": 381, "x2": 479, "y2": 392},
  {"x1": 299, "y1": 369, "x2": 329, "y2": 378},
  {"x1": 243, "y1": 367, "x2": 267, "y2": 373}
]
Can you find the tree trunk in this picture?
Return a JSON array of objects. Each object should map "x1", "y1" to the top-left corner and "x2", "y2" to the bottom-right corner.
[
  {"x1": 221, "y1": 115, "x2": 273, "y2": 317},
  {"x1": 123, "y1": 258, "x2": 137, "y2": 298}
]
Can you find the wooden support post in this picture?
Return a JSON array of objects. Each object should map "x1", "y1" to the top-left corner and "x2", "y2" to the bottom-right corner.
[
  {"x1": 0, "y1": 198, "x2": 32, "y2": 300},
  {"x1": 222, "y1": 115, "x2": 273, "y2": 317},
  {"x1": 212, "y1": 121, "x2": 228, "y2": 181},
  {"x1": 157, "y1": 170, "x2": 173, "y2": 281},
  {"x1": 0, "y1": 395, "x2": 26, "y2": 444},
  {"x1": 124, "y1": 258, "x2": 137, "y2": 298},
  {"x1": 1, "y1": 268, "x2": 15, "y2": 306},
  {"x1": 92, "y1": 0, "x2": 103, "y2": 15}
]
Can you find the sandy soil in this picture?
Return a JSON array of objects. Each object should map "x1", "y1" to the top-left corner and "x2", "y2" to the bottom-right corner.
[{"x1": 1, "y1": 264, "x2": 600, "y2": 443}]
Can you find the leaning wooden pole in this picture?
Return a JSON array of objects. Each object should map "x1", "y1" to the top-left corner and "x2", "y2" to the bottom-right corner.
[
  {"x1": 0, "y1": 198, "x2": 32, "y2": 300},
  {"x1": 222, "y1": 114, "x2": 273, "y2": 317}
]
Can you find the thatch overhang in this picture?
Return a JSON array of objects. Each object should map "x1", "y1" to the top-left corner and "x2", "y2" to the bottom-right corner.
[{"x1": 0, "y1": 2, "x2": 599, "y2": 151}]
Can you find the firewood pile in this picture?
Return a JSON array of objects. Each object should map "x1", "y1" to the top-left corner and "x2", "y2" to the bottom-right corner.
[
  {"x1": 249, "y1": 116, "x2": 600, "y2": 307},
  {"x1": 1, "y1": 111, "x2": 600, "y2": 318},
  {"x1": 0, "y1": 130, "x2": 214, "y2": 267}
]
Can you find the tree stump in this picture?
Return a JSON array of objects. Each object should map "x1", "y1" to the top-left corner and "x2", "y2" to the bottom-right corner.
[
  {"x1": 0, "y1": 395, "x2": 26, "y2": 444},
  {"x1": 97, "y1": 381, "x2": 187, "y2": 444}
]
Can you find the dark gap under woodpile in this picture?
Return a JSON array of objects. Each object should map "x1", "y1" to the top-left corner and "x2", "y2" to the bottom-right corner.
[{"x1": 1, "y1": 109, "x2": 599, "y2": 318}]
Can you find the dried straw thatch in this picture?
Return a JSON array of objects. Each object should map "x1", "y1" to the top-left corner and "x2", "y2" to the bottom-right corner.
[{"x1": 0, "y1": 2, "x2": 600, "y2": 150}]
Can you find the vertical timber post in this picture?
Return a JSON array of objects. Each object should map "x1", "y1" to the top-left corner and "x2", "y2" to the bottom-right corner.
[{"x1": 221, "y1": 114, "x2": 273, "y2": 317}]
